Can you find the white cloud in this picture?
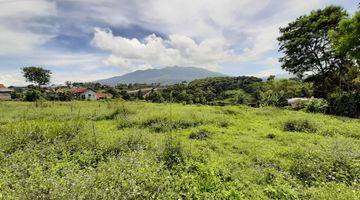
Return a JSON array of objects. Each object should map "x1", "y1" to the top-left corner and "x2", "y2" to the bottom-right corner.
[
  {"x1": 32, "y1": 52, "x2": 105, "y2": 70},
  {"x1": 0, "y1": 0, "x2": 356, "y2": 83},
  {"x1": 0, "y1": 73, "x2": 25, "y2": 86},
  {"x1": 88, "y1": 0, "x2": 339, "y2": 73},
  {"x1": 92, "y1": 28, "x2": 233, "y2": 71},
  {"x1": 0, "y1": 26, "x2": 51, "y2": 55},
  {"x1": 0, "y1": 0, "x2": 55, "y2": 18},
  {"x1": 0, "y1": 0, "x2": 55, "y2": 55}
]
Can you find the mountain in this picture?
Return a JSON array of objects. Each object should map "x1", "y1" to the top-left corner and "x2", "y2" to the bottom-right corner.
[{"x1": 96, "y1": 66, "x2": 226, "y2": 86}]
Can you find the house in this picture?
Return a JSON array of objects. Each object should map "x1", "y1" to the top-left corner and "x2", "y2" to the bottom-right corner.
[
  {"x1": 71, "y1": 87, "x2": 97, "y2": 100},
  {"x1": 81, "y1": 89, "x2": 97, "y2": 100},
  {"x1": 287, "y1": 97, "x2": 309, "y2": 108},
  {"x1": 0, "y1": 84, "x2": 13, "y2": 100},
  {"x1": 71, "y1": 87, "x2": 111, "y2": 100}
]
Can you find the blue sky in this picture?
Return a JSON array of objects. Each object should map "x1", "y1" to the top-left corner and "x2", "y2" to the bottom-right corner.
[{"x1": 0, "y1": 0, "x2": 357, "y2": 86}]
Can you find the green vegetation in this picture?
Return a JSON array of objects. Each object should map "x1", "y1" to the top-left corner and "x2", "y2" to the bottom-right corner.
[
  {"x1": 0, "y1": 101, "x2": 359, "y2": 199},
  {"x1": 22, "y1": 67, "x2": 52, "y2": 88},
  {"x1": 330, "y1": 10, "x2": 360, "y2": 62},
  {"x1": 277, "y1": 6, "x2": 359, "y2": 117}
]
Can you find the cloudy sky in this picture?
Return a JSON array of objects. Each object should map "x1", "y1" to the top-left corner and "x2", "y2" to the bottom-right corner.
[{"x1": 0, "y1": 0, "x2": 357, "y2": 86}]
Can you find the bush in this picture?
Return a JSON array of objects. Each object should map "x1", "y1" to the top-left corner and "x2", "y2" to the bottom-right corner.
[
  {"x1": 260, "y1": 90, "x2": 288, "y2": 107},
  {"x1": 24, "y1": 90, "x2": 42, "y2": 102},
  {"x1": 117, "y1": 119, "x2": 133, "y2": 129},
  {"x1": 103, "y1": 106, "x2": 135, "y2": 120},
  {"x1": 303, "y1": 98, "x2": 328, "y2": 113},
  {"x1": 10, "y1": 90, "x2": 24, "y2": 100},
  {"x1": 283, "y1": 120, "x2": 317, "y2": 133},
  {"x1": 146, "y1": 90, "x2": 165, "y2": 103},
  {"x1": 189, "y1": 130, "x2": 210, "y2": 140},
  {"x1": 289, "y1": 147, "x2": 359, "y2": 186},
  {"x1": 222, "y1": 90, "x2": 252, "y2": 105},
  {"x1": 327, "y1": 91, "x2": 360, "y2": 118},
  {"x1": 266, "y1": 133, "x2": 276, "y2": 139},
  {"x1": 162, "y1": 137, "x2": 184, "y2": 169},
  {"x1": 45, "y1": 91, "x2": 73, "y2": 101},
  {"x1": 141, "y1": 117, "x2": 201, "y2": 133}
]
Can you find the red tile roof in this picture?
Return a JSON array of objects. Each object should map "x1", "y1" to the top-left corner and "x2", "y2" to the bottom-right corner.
[
  {"x1": 70, "y1": 87, "x2": 88, "y2": 94},
  {"x1": 96, "y1": 93, "x2": 112, "y2": 99},
  {"x1": 0, "y1": 84, "x2": 5, "y2": 88}
]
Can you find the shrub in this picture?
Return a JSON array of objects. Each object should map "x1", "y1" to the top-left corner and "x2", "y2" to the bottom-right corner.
[
  {"x1": 105, "y1": 108, "x2": 122, "y2": 120},
  {"x1": 260, "y1": 90, "x2": 288, "y2": 107},
  {"x1": 266, "y1": 133, "x2": 276, "y2": 139},
  {"x1": 222, "y1": 90, "x2": 252, "y2": 105},
  {"x1": 141, "y1": 117, "x2": 201, "y2": 133},
  {"x1": 45, "y1": 91, "x2": 74, "y2": 101},
  {"x1": 283, "y1": 120, "x2": 317, "y2": 133},
  {"x1": 303, "y1": 98, "x2": 328, "y2": 113},
  {"x1": 327, "y1": 91, "x2": 360, "y2": 118},
  {"x1": 103, "y1": 106, "x2": 135, "y2": 120},
  {"x1": 142, "y1": 118, "x2": 171, "y2": 132},
  {"x1": 117, "y1": 119, "x2": 133, "y2": 129},
  {"x1": 189, "y1": 130, "x2": 210, "y2": 140},
  {"x1": 10, "y1": 90, "x2": 24, "y2": 100},
  {"x1": 289, "y1": 147, "x2": 359, "y2": 186},
  {"x1": 24, "y1": 90, "x2": 42, "y2": 102},
  {"x1": 146, "y1": 91, "x2": 165, "y2": 103},
  {"x1": 162, "y1": 137, "x2": 184, "y2": 169}
]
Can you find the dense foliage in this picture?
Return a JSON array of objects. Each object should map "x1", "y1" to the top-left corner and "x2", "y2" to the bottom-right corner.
[
  {"x1": 330, "y1": 11, "x2": 360, "y2": 62},
  {"x1": 22, "y1": 67, "x2": 52, "y2": 88},
  {"x1": 0, "y1": 101, "x2": 359, "y2": 199},
  {"x1": 278, "y1": 6, "x2": 348, "y2": 97},
  {"x1": 145, "y1": 77, "x2": 313, "y2": 107},
  {"x1": 277, "y1": 6, "x2": 359, "y2": 117},
  {"x1": 327, "y1": 91, "x2": 360, "y2": 118}
]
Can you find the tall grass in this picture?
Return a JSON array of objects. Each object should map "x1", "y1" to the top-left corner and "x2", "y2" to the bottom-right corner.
[{"x1": 0, "y1": 101, "x2": 359, "y2": 199}]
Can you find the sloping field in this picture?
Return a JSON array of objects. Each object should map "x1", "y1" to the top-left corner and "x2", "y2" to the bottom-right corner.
[{"x1": 0, "y1": 101, "x2": 359, "y2": 199}]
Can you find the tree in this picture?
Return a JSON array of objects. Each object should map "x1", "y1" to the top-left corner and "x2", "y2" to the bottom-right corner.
[
  {"x1": 106, "y1": 88, "x2": 120, "y2": 98},
  {"x1": 267, "y1": 75, "x2": 275, "y2": 82},
  {"x1": 330, "y1": 11, "x2": 360, "y2": 63},
  {"x1": 22, "y1": 67, "x2": 51, "y2": 88},
  {"x1": 146, "y1": 90, "x2": 165, "y2": 103},
  {"x1": 277, "y1": 6, "x2": 348, "y2": 97}
]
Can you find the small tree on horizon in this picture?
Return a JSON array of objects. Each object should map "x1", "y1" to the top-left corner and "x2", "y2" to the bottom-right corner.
[{"x1": 22, "y1": 66, "x2": 52, "y2": 88}]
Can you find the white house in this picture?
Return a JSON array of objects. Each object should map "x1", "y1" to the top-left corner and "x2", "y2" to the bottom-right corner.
[
  {"x1": 80, "y1": 89, "x2": 97, "y2": 100},
  {"x1": 287, "y1": 97, "x2": 310, "y2": 108}
]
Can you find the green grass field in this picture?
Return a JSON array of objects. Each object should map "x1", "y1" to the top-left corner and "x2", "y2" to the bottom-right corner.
[{"x1": 0, "y1": 101, "x2": 359, "y2": 199}]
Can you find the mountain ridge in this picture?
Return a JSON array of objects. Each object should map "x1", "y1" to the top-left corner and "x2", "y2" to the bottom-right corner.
[{"x1": 96, "y1": 66, "x2": 227, "y2": 86}]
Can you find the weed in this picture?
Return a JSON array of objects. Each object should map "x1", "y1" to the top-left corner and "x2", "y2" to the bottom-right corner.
[
  {"x1": 0, "y1": 101, "x2": 359, "y2": 199},
  {"x1": 266, "y1": 133, "x2": 276, "y2": 139},
  {"x1": 283, "y1": 119, "x2": 317, "y2": 133},
  {"x1": 141, "y1": 117, "x2": 202, "y2": 132},
  {"x1": 161, "y1": 137, "x2": 184, "y2": 169},
  {"x1": 189, "y1": 130, "x2": 210, "y2": 140}
]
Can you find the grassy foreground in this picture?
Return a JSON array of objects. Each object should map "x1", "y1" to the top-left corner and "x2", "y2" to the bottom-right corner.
[{"x1": 0, "y1": 101, "x2": 359, "y2": 199}]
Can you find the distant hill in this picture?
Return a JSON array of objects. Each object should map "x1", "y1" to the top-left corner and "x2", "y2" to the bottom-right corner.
[{"x1": 96, "y1": 66, "x2": 226, "y2": 86}]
